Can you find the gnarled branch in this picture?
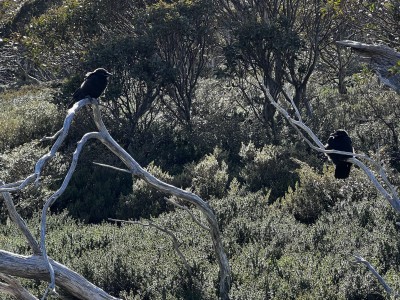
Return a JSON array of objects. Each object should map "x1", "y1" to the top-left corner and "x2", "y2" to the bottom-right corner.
[
  {"x1": 0, "y1": 98, "x2": 231, "y2": 300},
  {"x1": 0, "y1": 273, "x2": 38, "y2": 300},
  {"x1": 0, "y1": 250, "x2": 120, "y2": 300},
  {"x1": 261, "y1": 85, "x2": 400, "y2": 212},
  {"x1": 336, "y1": 40, "x2": 400, "y2": 93}
]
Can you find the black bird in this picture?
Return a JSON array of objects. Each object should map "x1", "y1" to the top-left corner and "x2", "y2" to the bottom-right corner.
[
  {"x1": 325, "y1": 130, "x2": 354, "y2": 179},
  {"x1": 68, "y1": 68, "x2": 112, "y2": 108}
]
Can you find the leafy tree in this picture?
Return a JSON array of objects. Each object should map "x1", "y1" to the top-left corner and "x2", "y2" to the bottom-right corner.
[
  {"x1": 343, "y1": 0, "x2": 400, "y2": 48},
  {"x1": 136, "y1": 0, "x2": 217, "y2": 129},
  {"x1": 82, "y1": 34, "x2": 173, "y2": 145},
  {"x1": 219, "y1": 0, "x2": 331, "y2": 136}
]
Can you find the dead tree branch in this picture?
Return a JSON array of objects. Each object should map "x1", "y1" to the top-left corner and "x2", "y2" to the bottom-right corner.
[
  {"x1": 353, "y1": 255, "x2": 396, "y2": 297},
  {"x1": 0, "y1": 273, "x2": 38, "y2": 300},
  {"x1": 40, "y1": 132, "x2": 101, "y2": 295},
  {"x1": 0, "y1": 250, "x2": 120, "y2": 300},
  {"x1": 336, "y1": 40, "x2": 400, "y2": 93},
  {"x1": 0, "y1": 180, "x2": 41, "y2": 255},
  {"x1": 260, "y1": 85, "x2": 400, "y2": 212},
  {"x1": 0, "y1": 98, "x2": 231, "y2": 299},
  {"x1": 165, "y1": 197, "x2": 210, "y2": 232},
  {"x1": 0, "y1": 99, "x2": 92, "y2": 193}
]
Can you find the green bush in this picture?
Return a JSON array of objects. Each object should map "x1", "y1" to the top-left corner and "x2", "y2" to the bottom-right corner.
[
  {"x1": 188, "y1": 147, "x2": 229, "y2": 199},
  {"x1": 0, "y1": 86, "x2": 62, "y2": 151},
  {"x1": 1, "y1": 210, "x2": 216, "y2": 299},
  {"x1": 281, "y1": 162, "x2": 379, "y2": 224},
  {"x1": 2, "y1": 185, "x2": 399, "y2": 299},
  {"x1": 239, "y1": 142, "x2": 299, "y2": 201},
  {"x1": 116, "y1": 162, "x2": 174, "y2": 220}
]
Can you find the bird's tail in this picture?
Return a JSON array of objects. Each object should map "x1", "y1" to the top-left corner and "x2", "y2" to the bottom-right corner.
[{"x1": 334, "y1": 162, "x2": 352, "y2": 179}]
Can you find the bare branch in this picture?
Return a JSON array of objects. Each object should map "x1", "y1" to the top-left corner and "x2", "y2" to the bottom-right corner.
[
  {"x1": 92, "y1": 162, "x2": 131, "y2": 173},
  {"x1": 0, "y1": 98, "x2": 93, "y2": 193},
  {"x1": 109, "y1": 218, "x2": 192, "y2": 275},
  {"x1": 34, "y1": 98, "x2": 93, "y2": 186},
  {"x1": 0, "y1": 273, "x2": 38, "y2": 300},
  {"x1": 0, "y1": 251, "x2": 120, "y2": 300},
  {"x1": 336, "y1": 40, "x2": 400, "y2": 93},
  {"x1": 40, "y1": 131, "x2": 101, "y2": 293},
  {"x1": 353, "y1": 255, "x2": 396, "y2": 297},
  {"x1": 40, "y1": 128, "x2": 63, "y2": 142},
  {"x1": 261, "y1": 85, "x2": 400, "y2": 212},
  {"x1": 0, "y1": 175, "x2": 37, "y2": 193},
  {"x1": 0, "y1": 180, "x2": 41, "y2": 255}
]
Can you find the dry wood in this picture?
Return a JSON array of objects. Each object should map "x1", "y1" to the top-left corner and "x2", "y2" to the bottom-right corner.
[
  {"x1": 337, "y1": 40, "x2": 400, "y2": 93},
  {"x1": 0, "y1": 250, "x2": 120, "y2": 300},
  {"x1": 0, "y1": 98, "x2": 231, "y2": 300}
]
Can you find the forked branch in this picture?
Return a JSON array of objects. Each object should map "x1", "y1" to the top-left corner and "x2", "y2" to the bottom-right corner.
[
  {"x1": 261, "y1": 85, "x2": 400, "y2": 212},
  {"x1": 0, "y1": 98, "x2": 231, "y2": 300}
]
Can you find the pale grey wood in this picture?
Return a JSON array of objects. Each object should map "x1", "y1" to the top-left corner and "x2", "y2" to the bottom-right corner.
[{"x1": 337, "y1": 40, "x2": 400, "y2": 93}]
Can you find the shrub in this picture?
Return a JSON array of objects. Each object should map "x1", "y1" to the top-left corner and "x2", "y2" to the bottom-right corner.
[
  {"x1": 281, "y1": 162, "x2": 379, "y2": 224},
  {"x1": 56, "y1": 153, "x2": 132, "y2": 223},
  {"x1": 239, "y1": 142, "x2": 299, "y2": 201},
  {"x1": 189, "y1": 147, "x2": 230, "y2": 199},
  {"x1": 0, "y1": 86, "x2": 62, "y2": 151},
  {"x1": 116, "y1": 162, "x2": 174, "y2": 220}
]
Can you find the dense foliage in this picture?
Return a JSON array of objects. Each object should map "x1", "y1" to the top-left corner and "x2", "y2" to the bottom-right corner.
[{"x1": 1, "y1": 0, "x2": 400, "y2": 298}]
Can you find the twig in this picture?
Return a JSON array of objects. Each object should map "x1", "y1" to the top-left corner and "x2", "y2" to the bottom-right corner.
[
  {"x1": 92, "y1": 162, "x2": 131, "y2": 173},
  {"x1": 40, "y1": 128, "x2": 63, "y2": 142}
]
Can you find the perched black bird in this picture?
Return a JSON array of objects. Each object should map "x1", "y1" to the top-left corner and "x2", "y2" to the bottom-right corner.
[
  {"x1": 68, "y1": 68, "x2": 112, "y2": 108},
  {"x1": 325, "y1": 130, "x2": 354, "y2": 179}
]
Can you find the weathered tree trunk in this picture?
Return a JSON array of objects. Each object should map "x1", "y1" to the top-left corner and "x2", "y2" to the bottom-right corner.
[
  {"x1": 336, "y1": 40, "x2": 400, "y2": 93},
  {"x1": 0, "y1": 250, "x2": 119, "y2": 300}
]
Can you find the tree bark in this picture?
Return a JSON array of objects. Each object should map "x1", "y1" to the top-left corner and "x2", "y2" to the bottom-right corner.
[
  {"x1": 336, "y1": 40, "x2": 400, "y2": 93},
  {"x1": 0, "y1": 250, "x2": 120, "y2": 300}
]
